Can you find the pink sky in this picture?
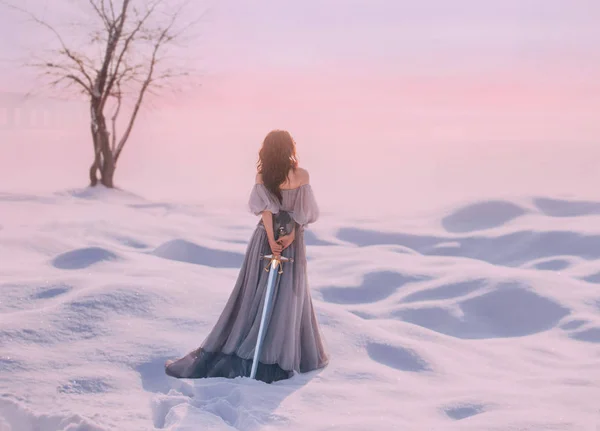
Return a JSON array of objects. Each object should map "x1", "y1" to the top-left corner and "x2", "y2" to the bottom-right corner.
[{"x1": 0, "y1": 0, "x2": 599, "y2": 214}]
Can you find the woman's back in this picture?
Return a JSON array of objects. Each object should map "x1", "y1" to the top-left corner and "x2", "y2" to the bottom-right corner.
[
  {"x1": 251, "y1": 131, "x2": 318, "y2": 224},
  {"x1": 253, "y1": 167, "x2": 316, "y2": 215},
  {"x1": 256, "y1": 167, "x2": 310, "y2": 190}
]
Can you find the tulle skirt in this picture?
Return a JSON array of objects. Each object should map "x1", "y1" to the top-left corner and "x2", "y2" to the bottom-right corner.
[{"x1": 165, "y1": 223, "x2": 329, "y2": 383}]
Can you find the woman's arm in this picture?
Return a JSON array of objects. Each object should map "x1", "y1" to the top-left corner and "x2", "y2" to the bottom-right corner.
[
  {"x1": 277, "y1": 221, "x2": 297, "y2": 250},
  {"x1": 261, "y1": 211, "x2": 282, "y2": 256}
]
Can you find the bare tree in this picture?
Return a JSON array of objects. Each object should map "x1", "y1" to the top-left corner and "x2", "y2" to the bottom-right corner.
[{"x1": 2, "y1": 0, "x2": 202, "y2": 188}]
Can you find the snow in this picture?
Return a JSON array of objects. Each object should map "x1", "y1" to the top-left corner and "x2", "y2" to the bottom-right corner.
[{"x1": 1, "y1": 186, "x2": 600, "y2": 430}]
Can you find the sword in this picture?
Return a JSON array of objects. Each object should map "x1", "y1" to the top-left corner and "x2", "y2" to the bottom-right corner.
[{"x1": 250, "y1": 253, "x2": 294, "y2": 380}]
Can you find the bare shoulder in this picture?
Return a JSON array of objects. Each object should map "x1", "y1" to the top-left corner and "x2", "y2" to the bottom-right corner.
[
  {"x1": 255, "y1": 172, "x2": 263, "y2": 184},
  {"x1": 294, "y1": 167, "x2": 310, "y2": 185}
]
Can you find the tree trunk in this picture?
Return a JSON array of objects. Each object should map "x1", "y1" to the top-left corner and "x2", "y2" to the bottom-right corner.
[
  {"x1": 89, "y1": 103, "x2": 117, "y2": 188},
  {"x1": 89, "y1": 162, "x2": 99, "y2": 186},
  {"x1": 100, "y1": 155, "x2": 115, "y2": 188},
  {"x1": 89, "y1": 128, "x2": 100, "y2": 186},
  {"x1": 98, "y1": 124, "x2": 115, "y2": 188},
  {"x1": 89, "y1": 101, "x2": 102, "y2": 187}
]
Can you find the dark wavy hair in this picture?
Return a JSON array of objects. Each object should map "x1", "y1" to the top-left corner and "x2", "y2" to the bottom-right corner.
[{"x1": 257, "y1": 130, "x2": 299, "y2": 203}]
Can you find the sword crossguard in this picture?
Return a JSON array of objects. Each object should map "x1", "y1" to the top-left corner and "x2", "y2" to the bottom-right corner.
[{"x1": 260, "y1": 254, "x2": 294, "y2": 274}]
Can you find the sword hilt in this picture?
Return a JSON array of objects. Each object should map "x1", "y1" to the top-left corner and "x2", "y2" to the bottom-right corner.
[
  {"x1": 260, "y1": 254, "x2": 294, "y2": 274},
  {"x1": 261, "y1": 254, "x2": 293, "y2": 263}
]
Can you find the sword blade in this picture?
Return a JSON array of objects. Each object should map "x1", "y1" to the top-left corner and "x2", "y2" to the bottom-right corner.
[{"x1": 250, "y1": 258, "x2": 279, "y2": 379}]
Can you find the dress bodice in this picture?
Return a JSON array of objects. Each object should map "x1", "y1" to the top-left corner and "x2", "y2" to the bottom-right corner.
[{"x1": 248, "y1": 183, "x2": 319, "y2": 226}]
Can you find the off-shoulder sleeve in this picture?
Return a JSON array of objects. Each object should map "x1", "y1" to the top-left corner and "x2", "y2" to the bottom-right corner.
[
  {"x1": 291, "y1": 184, "x2": 320, "y2": 226},
  {"x1": 248, "y1": 183, "x2": 280, "y2": 215}
]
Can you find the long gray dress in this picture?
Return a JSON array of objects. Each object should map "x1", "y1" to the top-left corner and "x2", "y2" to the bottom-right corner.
[{"x1": 165, "y1": 183, "x2": 329, "y2": 383}]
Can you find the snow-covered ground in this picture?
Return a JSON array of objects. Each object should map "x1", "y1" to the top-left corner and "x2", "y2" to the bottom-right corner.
[{"x1": 1, "y1": 187, "x2": 599, "y2": 430}]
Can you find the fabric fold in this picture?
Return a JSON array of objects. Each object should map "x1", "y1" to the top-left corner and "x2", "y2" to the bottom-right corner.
[
  {"x1": 166, "y1": 182, "x2": 328, "y2": 384},
  {"x1": 248, "y1": 184, "x2": 280, "y2": 215}
]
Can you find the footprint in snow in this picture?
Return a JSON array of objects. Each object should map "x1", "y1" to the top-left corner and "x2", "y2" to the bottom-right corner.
[
  {"x1": 366, "y1": 342, "x2": 431, "y2": 373},
  {"x1": 444, "y1": 403, "x2": 486, "y2": 420},
  {"x1": 320, "y1": 271, "x2": 426, "y2": 305},
  {"x1": 401, "y1": 279, "x2": 486, "y2": 303},
  {"x1": 51, "y1": 247, "x2": 119, "y2": 270}
]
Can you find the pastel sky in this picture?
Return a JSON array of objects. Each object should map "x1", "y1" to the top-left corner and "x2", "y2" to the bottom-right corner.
[{"x1": 1, "y1": 0, "x2": 599, "y2": 214}]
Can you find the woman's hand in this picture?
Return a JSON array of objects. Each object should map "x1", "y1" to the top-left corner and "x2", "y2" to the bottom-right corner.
[
  {"x1": 269, "y1": 239, "x2": 283, "y2": 257},
  {"x1": 277, "y1": 229, "x2": 295, "y2": 250}
]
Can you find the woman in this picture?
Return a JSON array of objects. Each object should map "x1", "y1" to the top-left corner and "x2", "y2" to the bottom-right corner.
[{"x1": 165, "y1": 130, "x2": 329, "y2": 383}]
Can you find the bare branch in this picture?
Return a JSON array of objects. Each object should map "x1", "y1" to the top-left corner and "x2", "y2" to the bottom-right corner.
[
  {"x1": 3, "y1": 1, "x2": 95, "y2": 93},
  {"x1": 108, "y1": 0, "x2": 117, "y2": 21},
  {"x1": 113, "y1": 0, "x2": 199, "y2": 162},
  {"x1": 66, "y1": 74, "x2": 91, "y2": 90},
  {"x1": 43, "y1": 73, "x2": 91, "y2": 95},
  {"x1": 100, "y1": 0, "x2": 110, "y2": 20},
  {"x1": 29, "y1": 59, "x2": 92, "y2": 94},
  {"x1": 88, "y1": 0, "x2": 111, "y2": 30},
  {"x1": 167, "y1": 0, "x2": 211, "y2": 44},
  {"x1": 93, "y1": 0, "x2": 130, "y2": 102},
  {"x1": 2, "y1": 0, "x2": 204, "y2": 186},
  {"x1": 100, "y1": 0, "x2": 166, "y2": 109},
  {"x1": 114, "y1": 30, "x2": 166, "y2": 161}
]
